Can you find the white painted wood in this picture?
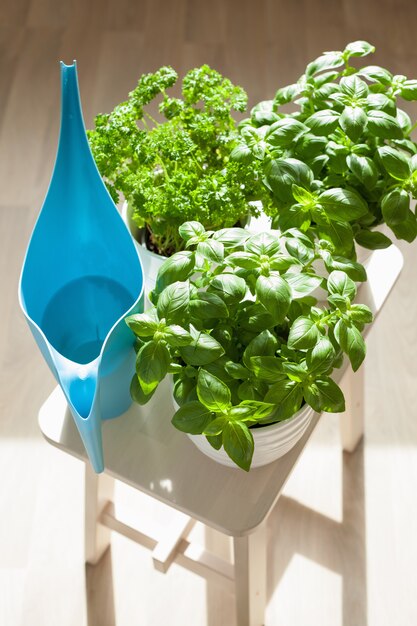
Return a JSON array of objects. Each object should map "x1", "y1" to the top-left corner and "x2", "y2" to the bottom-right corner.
[
  {"x1": 99, "y1": 503, "x2": 234, "y2": 591},
  {"x1": 233, "y1": 522, "x2": 267, "y2": 626},
  {"x1": 339, "y1": 365, "x2": 365, "y2": 453},
  {"x1": 84, "y1": 465, "x2": 114, "y2": 565},
  {"x1": 100, "y1": 502, "x2": 158, "y2": 550},
  {"x1": 152, "y1": 513, "x2": 195, "y2": 573},
  {"x1": 176, "y1": 540, "x2": 235, "y2": 592}
]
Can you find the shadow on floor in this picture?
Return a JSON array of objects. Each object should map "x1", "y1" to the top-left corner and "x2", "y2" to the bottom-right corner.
[
  {"x1": 266, "y1": 442, "x2": 367, "y2": 626},
  {"x1": 203, "y1": 442, "x2": 367, "y2": 626}
]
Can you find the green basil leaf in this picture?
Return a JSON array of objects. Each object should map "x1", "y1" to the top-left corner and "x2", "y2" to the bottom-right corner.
[
  {"x1": 318, "y1": 220, "x2": 355, "y2": 256},
  {"x1": 390, "y1": 209, "x2": 417, "y2": 243},
  {"x1": 354, "y1": 229, "x2": 392, "y2": 250},
  {"x1": 334, "y1": 320, "x2": 366, "y2": 371},
  {"x1": 190, "y1": 292, "x2": 229, "y2": 320},
  {"x1": 264, "y1": 379, "x2": 304, "y2": 420},
  {"x1": 323, "y1": 253, "x2": 367, "y2": 282},
  {"x1": 274, "y1": 83, "x2": 301, "y2": 105},
  {"x1": 130, "y1": 374, "x2": 156, "y2": 405},
  {"x1": 256, "y1": 274, "x2": 291, "y2": 322},
  {"x1": 340, "y1": 106, "x2": 367, "y2": 141},
  {"x1": 358, "y1": 64, "x2": 393, "y2": 85},
  {"x1": 246, "y1": 232, "x2": 281, "y2": 256},
  {"x1": 291, "y1": 184, "x2": 316, "y2": 206},
  {"x1": 197, "y1": 239, "x2": 225, "y2": 263},
  {"x1": 305, "y1": 109, "x2": 340, "y2": 135},
  {"x1": 243, "y1": 329, "x2": 278, "y2": 368},
  {"x1": 173, "y1": 377, "x2": 196, "y2": 406},
  {"x1": 172, "y1": 401, "x2": 214, "y2": 434},
  {"x1": 266, "y1": 118, "x2": 309, "y2": 148},
  {"x1": 250, "y1": 100, "x2": 280, "y2": 125},
  {"x1": 230, "y1": 143, "x2": 253, "y2": 164},
  {"x1": 367, "y1": 110, "x2": 402, "y2": 139},
  {"x1": 227, "y1": 251, "x2": 260, "y2": 269},
  {"x1": 381, "y1": 188, "x2": 410, "y2": 226},
  {"x1": 264, "y1": 158, "x2": 314, "y2": 203},
  {"x1": 208, "y1": 274, "x2": 246, "y2": 305},
  {"x1": 366, "y1": 93, "x2": 396, "y2": 115},
  {"x1": 249, "y1": 356, "x2": 286, "y2": 383},
  {"x1": 126, "y1": 313, "x2": 159, "y2": 337},
  {"x1": 400, "y1": 79, "x2": 417, "y2": 101},
  {"x1": 157, "y1": 281, "x2": 190, "y2": 324},
  {"x1": 237, "y1": 303, "x2": 276, "y2": 333},
  {"x1": 238, "y1": 380, "x2": 263, "y2": 401},
  {"x1": 197, "y1": 369, "x2": 231, "y2": 412},
  {"x1": 285, "y1": 238, "x2": 315, "y2": 264},
  {"x1": 155, "y1": 251, "x2": 195, "y2": 293},
  {"x1": 378, "y1": 146, "x2": 411, "y2": 180},
  {"x1": 282, "y1": 361, "x2": 308, "y2": 381},
  {"x1": 294, "y1": 133, "x2": 327, "y2": 160},
  {"x1": 202, "y1": 356, "x2": 234, "y2": 384},
  {"x1": 349, "y1": 304, "x2": 373, "y2": 323},
  {"x1": 225, "y1": 362, "x2": 250, "y2": 380},
  {"x1": 163, "y1": 325, "x2": 193, "y2": 347},
  {"x1": 180, "y1": 331, "x2": 225, "y2": 366},
  {"x1": 306, "y1": 336, "x2": 336, "y2": 374},
  {"x1": 203, "y1": 416, "x2": 229, "y2": 436},
  {"x1": 304, "y1": 376, "x2": 345, "y2": 412},
  {"x1": 344, "y1": 40, "x2": 375, "y2": 58},
  {"x1": 396, "y1": 109, "x2": 412, "y2": 133},
  {"x1": 288, "y1": 316, "x2": 319, "y2": 349},
  {"x1": 327, "y1": 270, "x2": 356, "y2": 299},
  {"x1": 238, "y1": 400, "x2": 276, "y2": 422},
  {"x1": 306, "y1": 52, "x2": 344, "y2": 76},
  {"x1": 346, "y1": 154, "x2": 378, "y2": 190},
  {"x1": 276, "y1": 204, "x2": 311, "y2": 231},
  {"x1": 340, "y1": 75, "x2": 369, "y2": 99},
  {"x1": 179, "y1": 222, "x2": 205, "y2": 241},
  {"x1": 285, "y1": 273, "x2": 323, "y2": 297},
  {"x1": 212, "y1": 228, "x2": 249, "y2": 247},
  {"x1": 319, "y1": 188, "x2": 368, "y2": 221},
  {"x1": 206, "y1": 433, "x2": 223, "y2": 450},
  {"x1": 136, "y1": 340, "x2": 170, "y2": 395},
  {"x1": 223, "y1": 421, "x2": 254, "y2": 471}
]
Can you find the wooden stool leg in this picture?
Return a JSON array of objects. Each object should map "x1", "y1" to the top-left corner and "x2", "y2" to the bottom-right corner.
[
  {"x1": 339, "y1": 364, "x2": 365, "y2": 453},
  {"x1": 233, "y1": 521, "x2": 267, "y2": 626},
  {"x1": 84, "y1": 463, "x2": 115, "y2": 565}
]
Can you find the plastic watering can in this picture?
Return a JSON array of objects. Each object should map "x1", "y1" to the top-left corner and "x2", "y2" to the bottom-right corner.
[{"x1": 19, "y1": 62, "x2": 144, "y2": 473}]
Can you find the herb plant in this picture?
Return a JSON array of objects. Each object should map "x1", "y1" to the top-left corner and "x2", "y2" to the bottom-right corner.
[
  {"x1": 88, "y1": 66, "x2": 268, "y2": 256},
  {"x1": 233, "y1": 40, "x2": 417, "y2": 258},
  {"x1": 125, "y1": 222, "x2": 372, "y2": 471}
]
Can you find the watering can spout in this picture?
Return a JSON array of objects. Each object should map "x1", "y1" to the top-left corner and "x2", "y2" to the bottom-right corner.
[{"x1": 48, "y1": 347, "x2": 105, "y2": 473}]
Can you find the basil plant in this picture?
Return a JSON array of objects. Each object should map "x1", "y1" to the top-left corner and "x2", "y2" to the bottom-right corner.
[
  {"x1": 233, "y1": 40, "x2": 417, "y2": 258},
  {"x1": 125, "y1": 222, "x2": 372, "y2": 471}
]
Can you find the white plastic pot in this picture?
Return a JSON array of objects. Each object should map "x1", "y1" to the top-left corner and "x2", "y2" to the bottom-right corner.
[
  {"x1": 121, "y1": 202, "x2": 166, "y2": 295},
  {"x1": 183, "y1": 402, "x2": 315, "y2": 469}
]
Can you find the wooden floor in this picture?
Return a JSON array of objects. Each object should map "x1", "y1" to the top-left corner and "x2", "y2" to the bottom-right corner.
[{"x1": 1, "y1": 0, "x2": 417, "y2": 624}]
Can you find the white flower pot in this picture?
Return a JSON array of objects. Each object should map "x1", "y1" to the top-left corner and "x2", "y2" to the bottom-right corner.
[
  {"x1": 121, "y1": 202, "x2": 166, "y2": 296},
  {"x1": 185, "y1": 402, "x2": 315, "y2": 469}
]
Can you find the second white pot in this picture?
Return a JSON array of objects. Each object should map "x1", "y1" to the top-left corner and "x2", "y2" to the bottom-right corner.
[{"x1": 185, "y1": 402, "x2": 315, "y2": 469}]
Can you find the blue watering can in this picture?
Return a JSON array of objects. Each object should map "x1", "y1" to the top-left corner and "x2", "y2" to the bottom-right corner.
[{"x1": 19, "y1": 62, "x2": 144, "y2": 473}]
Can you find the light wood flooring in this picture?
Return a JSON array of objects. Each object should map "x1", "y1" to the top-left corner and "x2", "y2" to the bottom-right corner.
[{"x1": 1, "y1": 1, "x2": 417, "y2": 624}]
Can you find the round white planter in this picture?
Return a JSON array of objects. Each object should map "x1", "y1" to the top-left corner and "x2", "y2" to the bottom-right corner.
[
  {"x1": 121, "y1": 202, "x2": 167, "y2": 296},
  {"x1": 185, "y1": 402, "x2": 315, "y2": 469}
]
